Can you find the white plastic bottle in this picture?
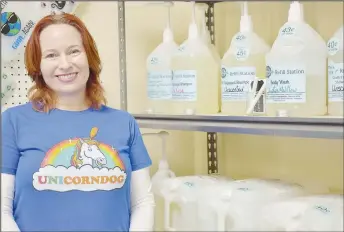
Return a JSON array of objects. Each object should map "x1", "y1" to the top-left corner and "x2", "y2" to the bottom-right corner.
[
  {"x1": 146, "y1": 4, "x2": 179, "y2": 114},
  {"x1": 221, "y1": 2, "x2": 270, "y2": 116},
  {"x1": 143, "y1": 131, "x2": 176, "y2": 232},
  {"x1": 171, "y1": 2, "x2": 220, "y2": 115},
  {"x1": 265, "y1": 1, "x2": 327, "y2": 117},
  {"x1": 327, "y1": 26, "x2": 343, "y2": 116}
]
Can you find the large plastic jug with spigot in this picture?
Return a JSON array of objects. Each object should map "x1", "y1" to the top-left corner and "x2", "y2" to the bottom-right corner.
[
  {"x1": 265, "y1": 1, "x2": 327, "y2": 117},
  {"x1": 327, "y1": 26, "x2": 343, "y2": 116},
  {"x1": 221, "y1": 2, "x2": 270, "y2": 116},
  {"x1": 146, "y1": 4, "x2": 179, "y2": 114},
  {"x1": 260, "y1": 194, "x2": 343, "y2": 231},
  {"x1": 171, "y1": 2, "x2": 220, "y2": 115},
  {"x1": 198, "y1": 178, "x2": 305, "y2": 231},
  {"x1": 160, "y1": 175, "x2": 230, "y2": 231}
]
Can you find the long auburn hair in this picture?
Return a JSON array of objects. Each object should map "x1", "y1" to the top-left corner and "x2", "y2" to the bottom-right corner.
[{"x1": 24, "y1": 13, "x2": 107, "y2": 112}]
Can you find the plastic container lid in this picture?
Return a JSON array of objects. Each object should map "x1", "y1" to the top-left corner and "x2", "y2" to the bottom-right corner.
[{"x1": 163, "y1": 27, "x2": 174, "y2": 43}]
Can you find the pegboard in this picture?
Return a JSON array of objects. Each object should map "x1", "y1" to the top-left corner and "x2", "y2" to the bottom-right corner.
[{"x1": 1, "y1": 46, "x2": 33, "y2": 111}]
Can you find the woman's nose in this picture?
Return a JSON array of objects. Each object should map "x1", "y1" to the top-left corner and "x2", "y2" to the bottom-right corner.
[{"x1": 58, "y1": 55, "x2": 72, "y2": 70}]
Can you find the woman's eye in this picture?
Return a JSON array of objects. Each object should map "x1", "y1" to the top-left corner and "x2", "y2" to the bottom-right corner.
[
  {"x1": 45, "y1": 53, "x2": 57, "y2": 58},
  {"x1": 71, "y1": 49, "x2": 80, "y2": 54}
]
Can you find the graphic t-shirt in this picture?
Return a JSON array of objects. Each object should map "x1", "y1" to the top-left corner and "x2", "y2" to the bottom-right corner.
[{"x1": 1, "y1": 103, "x2": 152, "y2": 231}]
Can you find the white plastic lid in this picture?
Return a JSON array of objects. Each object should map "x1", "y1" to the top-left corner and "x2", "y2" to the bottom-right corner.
[
  {"x1": 188, "y1": 22, "x2": 199, "y2": 40},
  {"x1": 288, "y1": 1, "x2": 304, "y2": 22},
  {"x1": 158, "y1": 159, "x2": 170, "y2": 170},
  {"x1": 163, "y1": 27, "x2": 174, "y2": 43},
  {"x1": 240, "y1": 15, "x2": 253, "y2": 32}
]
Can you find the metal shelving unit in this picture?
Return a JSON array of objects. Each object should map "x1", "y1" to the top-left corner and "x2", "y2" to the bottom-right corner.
[
  {"x1": 117, "y1": 1, "x2": 344, "y2": 174},
  {"x1": 133, "y1": 114, "x2": 344, "y2": 140}
]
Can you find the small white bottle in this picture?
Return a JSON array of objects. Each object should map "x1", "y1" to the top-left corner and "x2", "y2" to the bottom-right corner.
[{"x1": 327, "y1": 26, "x2": 343, "y2": 116}]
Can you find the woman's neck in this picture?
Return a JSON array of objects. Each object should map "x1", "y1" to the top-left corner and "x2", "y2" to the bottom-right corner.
[{"x1": 56, "y1": 93, "x2": 89, "y2": 111}]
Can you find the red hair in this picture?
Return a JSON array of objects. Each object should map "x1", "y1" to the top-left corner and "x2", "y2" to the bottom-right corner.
[{"x1": 24, "y1": 13, "x2": 107, "y2": 112}]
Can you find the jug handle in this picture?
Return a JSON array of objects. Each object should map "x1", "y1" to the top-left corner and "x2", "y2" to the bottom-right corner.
[{"x1": 164, "y1": 199, "x2": 177, "y2": 231}]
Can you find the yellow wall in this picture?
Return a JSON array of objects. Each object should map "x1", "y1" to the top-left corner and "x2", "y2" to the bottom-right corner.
[{"x1": 75, "y1": 1, "x2": 343, "y2": 196}]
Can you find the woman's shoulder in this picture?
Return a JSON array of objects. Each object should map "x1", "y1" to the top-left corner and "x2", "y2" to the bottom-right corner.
[
  {"x1": 2, "y1": 102, "x2": 33, "y2": 116},
  {"x1": 97, "y1": 105, "x2": 136, "y2": 121}
]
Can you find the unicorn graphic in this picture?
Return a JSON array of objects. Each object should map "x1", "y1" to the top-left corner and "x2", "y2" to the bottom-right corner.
[{"x1": 70, "y1": 127, "x2": 107, "y2": 169}]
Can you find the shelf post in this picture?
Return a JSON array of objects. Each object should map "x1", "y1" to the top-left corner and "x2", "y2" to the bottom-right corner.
[
  {"x1": 118, "y1": 1, "x2": 128, "y2": 111},
  {"x1": 205, "y1": 2, "x2": 218, "y2": 174},
  {"x1": 207, "y1": 132, "x2": 218, "y2": 174}
]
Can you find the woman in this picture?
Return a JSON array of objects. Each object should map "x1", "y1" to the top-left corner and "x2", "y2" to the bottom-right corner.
[{"x1": 1, "y1": 13, "x2": 155, "y2": 231}]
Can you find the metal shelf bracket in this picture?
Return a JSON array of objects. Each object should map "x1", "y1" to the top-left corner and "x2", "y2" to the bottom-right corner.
[
  {"x1": 118, "y1": 1, "x2": 128, "y2": 111},
  {"x1": 207, "y1": 132, "x2": 218, "y2": 174},
  {"x1": 205, "y1": 2, "x2": 218, "y2": 174}
]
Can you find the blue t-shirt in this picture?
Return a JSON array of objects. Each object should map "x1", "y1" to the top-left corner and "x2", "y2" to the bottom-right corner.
[{"x1": 1, "y1": 103, "x2": 152, "y2": 231}]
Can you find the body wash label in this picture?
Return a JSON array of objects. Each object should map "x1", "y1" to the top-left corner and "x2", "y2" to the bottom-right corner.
[
  {"x1": 221, "y1": 66, "x2": 256, "y2": 101},
  {"x1": 328, "y1": 61, "x2": 344, "y2": 102},
  {"x1": 172, "y1": 70, "x2": 197, "y2": 101},
  {"x1": 147, "y1": 70, "x2": 173, "y2": 100},
  {"x1": 266, "y1": 65, "x2": 306, "y2": 103}
]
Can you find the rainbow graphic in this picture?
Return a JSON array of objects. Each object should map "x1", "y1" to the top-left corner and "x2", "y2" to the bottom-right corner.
[{"x1": 41, "y1": 138, "x2": 125, "y2": 170}]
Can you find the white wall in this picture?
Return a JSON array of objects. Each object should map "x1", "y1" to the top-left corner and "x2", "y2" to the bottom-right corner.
[{"x1": 75, "y1": 0, "x2": 343, "y2": 197}]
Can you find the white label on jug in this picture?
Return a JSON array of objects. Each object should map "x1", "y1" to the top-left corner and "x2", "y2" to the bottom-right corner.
[
  {"x1": 149, "y1": 56, "x2": 159, "y2": 65},
  {"x1": 327, "y1": 37, "x2": 340, "y2": 56},
  {"x1": 328, "y1": 62, "x2": 344, "y2": 102},
  {"x1": 178, "y1": 43, "x2": 186, "y2": 52},
  {"x1": 314, "y1": 205, "x2": 331, "y2": 214},
  {"x1": 279, "y1": 25, "x2": 296, "y2": 36},
  {"x1": 266, "y1": 65, "x2": 306, "y2": 103},
  {"x1": 184, "y1": 181, "x2": 194, "y2": 187},
  {"x1": 235, "y1": 47, "x2": 250, "y2": 61},
  {"x1": 172, "y1": 70, "x2": 197, "y2": 101},
  {"x1": 147, "y1": 70, "x2": 173, "y2": 100},
  {"x1": 235, "y1": 33, "x2": 247, "y2": 42},
  {"x1": 222, "y1": 66, "x2": 255, "y2": 101}
]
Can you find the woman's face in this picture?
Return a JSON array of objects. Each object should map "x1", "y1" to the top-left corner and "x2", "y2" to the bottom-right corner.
[{"x1": 39, "y1": 24, "x2": 90, "y2": 97}]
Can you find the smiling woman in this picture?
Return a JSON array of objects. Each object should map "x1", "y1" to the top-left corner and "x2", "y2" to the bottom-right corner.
[
  {"x1": 1, "y1": 13, "x2": 154, "y2": 232},
  {"x1": 24, "y1": 13, "x2": 106, "y2": 112}
]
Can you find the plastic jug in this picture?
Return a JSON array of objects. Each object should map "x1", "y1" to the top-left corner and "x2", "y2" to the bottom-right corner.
[
  {"x1": 146, "y1": 3, "x2": 179, "y2": 114},
  {"x1": 171, "y1": 2, "x2": 220, "y2": 115},
  {"x1": 160, "y1": 175, "x2": 230, "y2": 231},
  {"x1": 260, "y1": 194, "x2": 344, "y2": 231},
  {"x1": 221, "y1": 2, "x2": 270, "y2": 116},
  {"x1": 199, "y1": 178, "x2": 305, "y2": 231},
  {"x1": 265, "y1": 1, "x2": 327, "y2": 117},
  {"x1": 142, "y1": 131, "x2": 176, "y2": 231},
  {"x1": 327, "y1": 25, "x2": 344, "y2": 116}
]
